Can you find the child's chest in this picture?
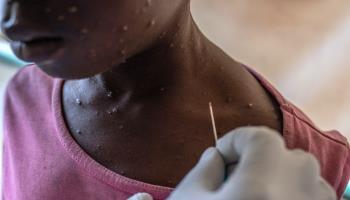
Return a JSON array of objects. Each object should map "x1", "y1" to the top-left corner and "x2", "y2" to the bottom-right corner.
[
  {"x1": 62, "y1": 96, "x2": 282, "y2": 188},
  {"x1": 62, "y1": 101, "x2": 217, "y2": 187}
]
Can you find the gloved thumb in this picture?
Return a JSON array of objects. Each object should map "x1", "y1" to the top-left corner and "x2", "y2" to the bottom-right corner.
[{"x1": 175, "y1": 147, "x2": 225, "y2": 192}]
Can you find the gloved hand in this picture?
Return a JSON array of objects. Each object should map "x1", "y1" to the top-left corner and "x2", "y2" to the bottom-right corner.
[
  {"x1": 167, "y1": 126, "x2": 337, "y2": 200},
  {"x1": 128, "y1": 193, "x2": 153, "y2": 200}
]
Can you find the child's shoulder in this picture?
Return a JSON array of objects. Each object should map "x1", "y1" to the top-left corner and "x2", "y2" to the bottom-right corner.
[
  {"x1": 246, "y1": 65, "x2": 348, "y2": 148},
  {"x1": 283, "y1": 100, "x2": 348, "y2": 148},
  {"x1": 249, "y1": 65, "x2": 350, "y2": 197},
  {"x1": 281, "y1": 100, "x2": 350, "y2": 197}
]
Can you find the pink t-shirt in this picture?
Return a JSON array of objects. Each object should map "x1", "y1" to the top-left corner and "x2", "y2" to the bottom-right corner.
[{"x1": 3, "y1": 65, "x2": 350, "y2": 199}]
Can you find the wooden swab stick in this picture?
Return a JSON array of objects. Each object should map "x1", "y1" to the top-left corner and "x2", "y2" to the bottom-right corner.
[{"x1": 209, "y1": 102, "x2": 218, "y2": 146}]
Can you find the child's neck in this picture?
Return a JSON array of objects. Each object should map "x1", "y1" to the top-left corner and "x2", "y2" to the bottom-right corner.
[{"x1": 89, "y1": 16, "x2": 209, "y2": 104}]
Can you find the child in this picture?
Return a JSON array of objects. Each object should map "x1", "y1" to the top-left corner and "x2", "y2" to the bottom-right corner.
[{"x1": 1, "y1": 0, "x2": 349, "y2": 199}]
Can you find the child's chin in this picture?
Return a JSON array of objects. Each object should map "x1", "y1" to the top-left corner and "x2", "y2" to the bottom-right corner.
[
  {"x1": 36, "y1": 62, "x2": 107, "y2": 80},
  {"x1": 35, "y1": 55, "x2": 127, "y2": 80}
]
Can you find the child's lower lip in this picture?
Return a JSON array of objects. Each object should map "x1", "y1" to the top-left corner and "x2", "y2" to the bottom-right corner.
[{"x1": 11, "y1": 39, "x2": 64, "y2": 63}]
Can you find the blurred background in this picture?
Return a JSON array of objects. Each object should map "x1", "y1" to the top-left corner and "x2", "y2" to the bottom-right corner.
[
  {"x1": 1, "y1": 0, "x2": 350, "y2": 196},
  {"x1": 191, "y1": 0, "x2": 350, "y2": 138}
]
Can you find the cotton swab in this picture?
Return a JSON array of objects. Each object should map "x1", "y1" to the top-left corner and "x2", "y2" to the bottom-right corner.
[{"x1": 209, "y1": 102, "x2": 218, "y2": 146}]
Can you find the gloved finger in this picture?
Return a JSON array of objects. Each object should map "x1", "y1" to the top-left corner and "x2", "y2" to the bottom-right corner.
[
  {"x1": 291, "y1": 149, "x2": 321, "y2": 188},
  {"x1": 315, "y1": 178, "x2": 337, "y2": 200},
  {"x1": 217, "y1": 127, "x2": 285, "y2": 191},
  {"x1": 217, "y1": 126, "x2": 284, "y2": 165},
  {"x1": 175, "y1": 147, "x2": 226, "y2": 192}
]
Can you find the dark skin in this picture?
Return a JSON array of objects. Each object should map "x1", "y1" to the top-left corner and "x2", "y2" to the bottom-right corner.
[{"x1": 2, "y1": 0, "x2": 282, "y2": 187}]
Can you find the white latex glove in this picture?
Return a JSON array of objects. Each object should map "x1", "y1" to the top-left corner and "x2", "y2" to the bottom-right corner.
[
  {"x1": 167, "y1": 126, "x2": 337, "y2": 200},
  {"x1": 128, "y1": 193, "x2": 153, "y2": 200}
]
